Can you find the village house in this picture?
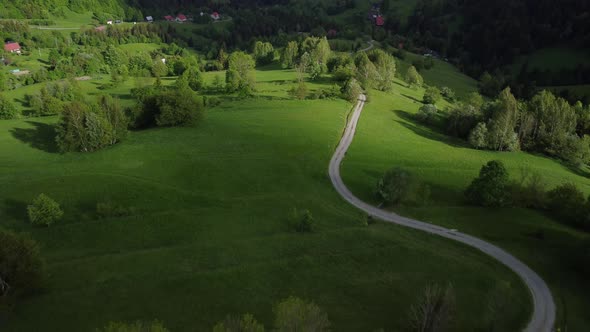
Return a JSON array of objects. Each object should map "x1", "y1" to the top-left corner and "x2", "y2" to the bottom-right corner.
[
  {"x1": 211, "y1": 12, "x2": 220, "y2": 20},
  {"x1": 146, "y1": 16, "x2": 153, "y2": 23},
  {"x1": 4, "y1": 42, "x2": 21, "y2": 55},
  {"x1": 106, "y1": 20, "x2": 113, "y2": 25},
  {"x1": 164, "y1": 15, "x2": 174, "y2": 22},
  {"x1": 176, "y1": 14, "x2": 187, "y2": 23}
]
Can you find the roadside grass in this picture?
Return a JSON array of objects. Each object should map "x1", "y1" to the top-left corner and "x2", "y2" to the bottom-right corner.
[
  {"x1": 340, "y1": 81, "x2": 590, "y2": 331},
  {"x1": 0, "y1": 69, "x2": 530, "y2": 331}
]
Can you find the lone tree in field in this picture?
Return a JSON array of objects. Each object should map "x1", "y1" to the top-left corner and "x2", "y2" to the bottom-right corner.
[
  {"x1": 275, "y1": 296, "x2": 330, "y2": 332},
  {"x1": 465, "y1": 160, "x2": 510, "y2": 207},
  {"x1": 96, "y1": 320, "x2": 169, "y2": 332},
  {"x1": 0, "y1": 229, "x2": 45, "y2": 298},
  {"x1": 406, "y1": 65, "x2": 423, "y2": 88},
  {"x1": 213, "y1": 314, "x2": 265, "y2": 332},
  {"x1": 409, "y1": 283, "x2": 455, "y2": 332},
  {"x1": 226, "y1": 51, "x2": 256, "y2": 95},
  {"x1": 377, "y1": 167, "x2": 415, "y2": 206},
  {"x1": 423, "y1": 86, "x2": 441, "y2": 105},
  {"x1": 27, "y1": 193, "x2": 64, "y2": 226}
]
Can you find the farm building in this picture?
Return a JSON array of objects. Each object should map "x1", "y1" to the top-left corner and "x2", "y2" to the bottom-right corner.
[
  {"x1": 211, "y1": 12, "x2": 220, "y2": 20},
  {"x1": 4, "y1": 42, "x2": 21, "y2": 54},
  {"x1": 146, "y1": 16, "x2": 153, "y2": 22}
]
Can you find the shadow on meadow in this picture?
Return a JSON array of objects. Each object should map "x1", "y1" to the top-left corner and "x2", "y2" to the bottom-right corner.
[
  {"x1": 10, "y1": 121, "x2": 59, "y2": 153},
  {"x1": 400, "y1": 93, "x2": 423, "y2": 104},
  {"x1": 3, "y1": 198, "x2": 28, "y2": 223},
  {"x1": 393, "y1": 110, "x2": 467, "y2": 149}
]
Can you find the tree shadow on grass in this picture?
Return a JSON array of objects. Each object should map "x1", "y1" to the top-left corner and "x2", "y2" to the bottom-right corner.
[
  {"x1": 3, "y1": 198, "x2": 28, "y2": 222},
  {"x1": 10, "y1": 121, "x2": 59, "y2": 153},
  {"x1": 401, "y1": 93, "x2": 423, "y2": 104},
  {"x1": 393, "y1": 109, "x2": 467, "y2": 148}
]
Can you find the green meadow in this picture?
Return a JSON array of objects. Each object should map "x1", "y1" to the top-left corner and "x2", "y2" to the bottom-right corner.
[
  {"x1": 0, "y1": 67, "x2": 531, "y2": 331},
  {"x1": 340, "y1": 79, "x2": 590, "y2": 330}
]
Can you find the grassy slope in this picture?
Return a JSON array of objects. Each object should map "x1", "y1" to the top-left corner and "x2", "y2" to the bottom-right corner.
[
  {"x1": 0, "y1": 69, "x2": 530, "y2": 331},
  {"x1": 341, "y1": 79, "x2": 590, "y2": 331},
  {"x1": 512, "y1": 47, "x2": 590, "y2": 73}
]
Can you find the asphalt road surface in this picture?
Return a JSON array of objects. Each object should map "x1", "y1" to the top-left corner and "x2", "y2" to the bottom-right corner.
[{"x1": 328, "y1": 94, "x2": 555, "y2": 332}]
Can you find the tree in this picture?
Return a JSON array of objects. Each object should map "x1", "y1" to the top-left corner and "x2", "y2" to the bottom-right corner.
[
  {"x1": 447, "y1": 104, "x2": 481, "y2": 139},
  {"x1": 226, "y1": 52, "x2": 256, "y2": 94},
  {"x1": 253, "y1": 41, "x2": 275, "y2": 66},
  {"x1": 341, "y1": 78, "x2": 362, "y2": 103},
  {"x1": 213, "y1": 314, "x2": 264, "y2": 332},
  {"x1": 369, "y1": 49, "x2": 396, "y2": 91},
  {"x1": 96, "y1": 321, "x2": 169, "y2": 332},
  {"x1": 423, "y1": 86, "x2": 441, "y2": 105},
  {"x1": 289, "y1": 81, "x2": 308, "y2": 100},
  {"x1": 274, "y1": 297, "x2": 330, "y2": 332},
  {"x1": 377, "y1": 167, "x2": 415, "y2": 205},
  {"x1": 465, "y1": 160, "x2": 510, "y2": 207},
  {"x1": 151, "y1": 60, "x2": 168, "y2": 78},
  {"x1": 547, "y1": 183, "x2": 586, "y2": 227},
  {"x1": 416, "y1": 104, "x2": 438, "y2": 125},
  {"x1": 487, "y1": 87, "x2": 519, "y2": 151},
  {"x1": 27, "y1": 193, "x2": 63, "y2": 226},
  {"x1": 98, "y1": 95, "x2": 128, "y2": 144},
  {"x1": 355, "y1": 52, "x2": 378, "y2": 89},
  {"x1": 409, "y1": 284, "x2": 455, "y2": 332},
  {"x1": 183, "y1": 66, "x2": 204, "y2": 91},
  {"x1": 281, "y1": 41, "x2": 298, "y2": 69},
  {"x1": 0, "y1": 229, "x2": 44, "y2": 298},
  {"x1": 406, "y1": 66, "x2": 423, "y2": 88},
  {"x1": 56, "y1": 101, "x2": 115, "y2": 153},
  {"x1": 440, "y1": 87, "x2": 455, "y2": 101},
  {"x1": 154, "y1": 89, "x2": 204, "y2": 127},
  {"x1": 0, "y1": 93, "x2": 18, "y2": 119},
  {"x1": 468, "y1": 122, "x2": 488, "y2": 149}
]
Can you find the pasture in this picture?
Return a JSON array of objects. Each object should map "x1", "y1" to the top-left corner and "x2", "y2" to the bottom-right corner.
[
  {"x1": 340, "y1": 80, "x2": 590, "y2": 330},
  {"x1": 0, "y1": 68, "x2": 531, "y2": 331}
]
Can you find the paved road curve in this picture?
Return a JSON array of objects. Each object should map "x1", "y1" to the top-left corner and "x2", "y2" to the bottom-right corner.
[{"x1": 328, "y1": 94, "x2": 556, "y2": 332}]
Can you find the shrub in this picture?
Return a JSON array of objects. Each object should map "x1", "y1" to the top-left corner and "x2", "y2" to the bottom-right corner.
[
  {"x1": 447, "y1": 104, "x2": 481, "y2": 139},
  {"x1": 56, "y1": 102, "x2": 115, "y2": 153},
  {"x1": 468, "y1": 122, "x2": 488, "y2": 149},
  {"x1": 377, "y1": 167, "x2": 415, "y2": 206},
  {"x1": 341, "y1": 78, "x2": 362, "y2": 103},
  {"x1": 465, "y1": 160, "x2": 511, "y2": 207},
  {"x1": 274, "y1": 297, "x2": 330, "y2": 332},
  {"x1": 423, "y1": 86, "x2": 441, "y2": 105},
  {"x1": 547, "y1": 183, "x2": 586, "y2": 228},
  {"x1": 416, "y1": 104, "x2": 438, "y2": 125},
  {"x1": 27, "y1": 193, "x2": 63, "y2": 226},
  {"x1": 291, "y1": 209, "x2": 314, "y2": 233},
  {"x1": 289, "y1": 82, "x2": 308, "y2": 100},
  {"x1": 96, "y1": 320, "x2": 169, "y2": 332},
  {"x1": 213, "y1": 314, "x2": 264, "y2": 332},
  {"x1": 511, "y1": 168, "x2": 547, "y2": 209},
  {"x1": 441, "y1": 87, "x2": 456, "y2": 101},
  {"x1": 0, "y1": 93, "x2": 18, "y2": 119},
  {"x1": 0, "y1": 229, "x2": 45, "y2": 298}
]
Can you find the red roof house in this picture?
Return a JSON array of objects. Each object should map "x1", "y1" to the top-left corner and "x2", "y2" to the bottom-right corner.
[
  {"x1": 211, "y1": 12, "x2": 220, "y2": 20},
  {"x1": 164, "y1": 15, "x2": 174, "y2": 22},
  {"x1": 376, "y1": 15, "x2": 385, "y2": 26},
  {"x1": 176, "y1": 14, "x2": 187, "y2": 22},
  {"x1": 4, "y1": 42, "x2": 21, "y2": 54}
]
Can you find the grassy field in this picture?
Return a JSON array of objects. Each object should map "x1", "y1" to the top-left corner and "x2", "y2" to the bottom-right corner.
[
  {"x1": 0, "y1": 68, "x2": 532, "y2": 331},
  {"x1": 340, "y1": 80, "x2": 590, "y2": 331},
  {"x1": 512, "y1": 47, "x2": 590, "y2": 73}
]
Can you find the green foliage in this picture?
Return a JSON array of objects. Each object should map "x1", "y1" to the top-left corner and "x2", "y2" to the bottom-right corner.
[
  {"x1": 468, "y1": 122, "x2": 488, "y2": 149},
  {"x1": 281, "y1": 41, "x2": 298, "y2": 69},
  {"x1": 96, "y1": 320, "x2": 169, "y2": 332},
  {"x1": 416, "y1": 104, "x2": 438, "y2": 125},
  {"x1": 341, "y1": 78, "x2": 362, "y2": 103},
  {"x1": 226, "y1": 52, "x2": 256, "y2": 94},
  {"x1": 423, "y1": 86, "x2": 441, "y2": 105},
  {"x1": 131, "y1": 86, "x2": 204, "y2": 128},
  {"x1": 546, "y1": 183, "x2": 586, "y2": 228},
  {"x1": 355, "y1": 52, "x2": 378, "y2": 89},
  {"x1": 253, "y1": 41, "x2": 275, "y2": 66},
  {"x1": 465, "y1": 160, "x2": 511, "y2": 207},
  {"x1": 440, "y1": 87, "x2": 455, "y2": 101},
  {"x1": 368, "y1": 49, "x2": 397, "y2": 91},
  {"x1": 151, "y1": 60, "x2": 168, "y2": 78},
  {"x1": 213, "y1": 314, "x2": 264, "y2": 332},
  {"x1": 274, "y1": 297, "x2": 330, "y2": 332},
  {"x1": 27, "y1": 193, "x2": 63, "y2": 226},
  {"x1": 447, "y1": 104, "x2": 481, "y2": 139},
  {"x1": 0, "y1": 93, "x2": 19, "y2": 119},
  {"x1": 27, "y1": 80, "x2": 84, "y2": 116},
  {"x1": 377, "y1": 167, "x2": 415, "y2": 206},
  {"x1": 289, "y1": 208, "x2": 314, "y2": 233},
  {"x1": 406, "y1": 65, "x2": 423, "y2": 88},
  {"x1": 0, "y1": 229, "x2": 44, "y2": 299},
  {"x1": 289, "y1": 82, "x2": 308, "y2": 100},
  {"x1": 56, "y1": 102, "x2": 116, "y2": 153},
  {"x1": 487, "y1": 87, "x2": 519, "y2": 151},
  {"x1": 408, "y1": 283, "x2": 455, "y2": 332}
]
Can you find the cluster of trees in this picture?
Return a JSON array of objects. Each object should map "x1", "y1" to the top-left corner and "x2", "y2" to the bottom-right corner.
[
  {"x1": 466, "y1": 160, "x2": 590, "y2": 231},
  {"x1": 377, "y1": 167, "x2": 431, "y2": 207},
  {"x1": 444, "y1": 88, "x2": 590, "y2": 166}
]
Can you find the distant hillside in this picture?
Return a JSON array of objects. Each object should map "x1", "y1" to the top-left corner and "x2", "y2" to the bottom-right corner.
[{"x1": 0, "y1": 0, "x2": 141, "y2": 20}]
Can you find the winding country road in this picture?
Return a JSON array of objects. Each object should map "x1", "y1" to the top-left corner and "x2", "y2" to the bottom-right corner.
[{"x1": 328, "y1": 94, "x2": 556, "y2": 332}]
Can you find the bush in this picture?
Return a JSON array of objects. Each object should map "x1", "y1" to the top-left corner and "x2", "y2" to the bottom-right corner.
[
  {"x1": 547, "y1": 183, "x2": 586, "y2": 228},
  {"x1": 416, "y1": 104, "x2": 438, "y2": 125},
  {"x1": 96, "y1": 320, "x2": 169, "y2": 332},
  {"x1": 377, "y1": 167, "x2": 415, "y2": 206},
  {"x1": 213, "y1": 314, "x2": 264, "y2": 332},
  {"x1": 465, "y1": 160, "x2": 511, "y2": 207},
  {"x1": 290, "y1": 209, "x2": 314, "y2": 233},
  {"x1": 0, "y1": 93, "x2": 18, "y2": 119},
  {"x1": 0, "y1": 229, "x2": 45, "y2": 298},
  {"x1": 56, "y1": 102, "x2": 116, "y2": 153},
  {"x1": 27, "y1": 193, "x2": 63, "y2": 226},
  {"x1": 341, "y1": 78, "x2": 362, "y2": 103},
  {"x1": 274, "y1": 297, "x2": 330, "y2": 332},
  {"x1": 447, "y1": 104, "x2": 481, "y2": 139},
  {"x1": 468, "y1": 122, "x2": 488, "y2": 149},
  {"x1": 423, "y1": 86, "x2": 441, "y2": 105},
  {"x1": 441, "y1": 87, "x2": 456, "y2": 101}
]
